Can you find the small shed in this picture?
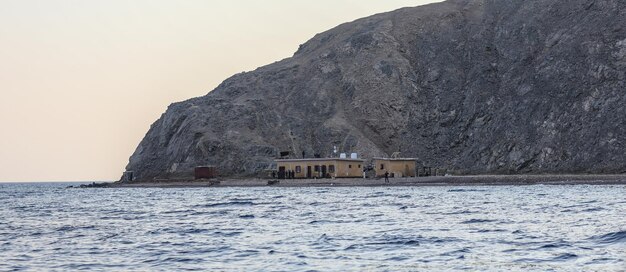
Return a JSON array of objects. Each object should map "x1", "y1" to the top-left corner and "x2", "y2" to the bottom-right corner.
[{"x1": 194, "y1": 166, "x2": 217, "y2": 179}]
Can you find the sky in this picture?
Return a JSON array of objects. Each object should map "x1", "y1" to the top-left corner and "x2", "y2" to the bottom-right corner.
[{"x1": 0, "y1": 0, "x2": 441, "y2": 182}]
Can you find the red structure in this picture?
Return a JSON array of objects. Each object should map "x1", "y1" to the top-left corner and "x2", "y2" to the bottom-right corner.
[{"x1": 194, "y1": 166, "x2": 217, "y2": 179}]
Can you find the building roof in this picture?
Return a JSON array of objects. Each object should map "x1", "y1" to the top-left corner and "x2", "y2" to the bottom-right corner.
[
  {"x1": 373, "y1": 157, "x2": 418, "y2": 161},
  {"x1": 275, "y1": 158, "x2": 365, "y2": 162}
]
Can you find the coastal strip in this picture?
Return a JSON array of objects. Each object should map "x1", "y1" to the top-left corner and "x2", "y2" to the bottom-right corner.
[{"x1": 90, "y1": 175, "x2": 626, "y2": 188}]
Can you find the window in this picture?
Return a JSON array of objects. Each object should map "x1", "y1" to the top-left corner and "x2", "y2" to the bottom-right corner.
[
  {"x1": 349, "y1": 164, "x2": 352, "y2": 168},
  {"x1": 329, "y1": 165, "x2": 335, "y2": 173},
  {"x1": 314, "y1": 165, "x2": 320, "y2": 172},
  {"x1": 295, "y1": 166, "x2": 301, "y2": 173},
  {"x1": 358, "y1": 164, "x2": 361, "y2": 168},
  {"x1": 380, "y1": 164, "x2": 385, "y2": 170}
]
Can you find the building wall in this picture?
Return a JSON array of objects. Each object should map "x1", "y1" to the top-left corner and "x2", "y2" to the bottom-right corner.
[
  {"x1": 276, "y1": 160, "x2": 364, "y2": 178},
  {"x1": 335, "y1": 160, "x2": 364, "y2": 178},
  {"x1": 374, "y1": 159, "x2": 416, "y2": 177}
]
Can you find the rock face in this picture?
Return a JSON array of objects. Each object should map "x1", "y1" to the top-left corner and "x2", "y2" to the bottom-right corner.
[{"x1": 124, "y1": 0, "x2": 626, "y2": 181}]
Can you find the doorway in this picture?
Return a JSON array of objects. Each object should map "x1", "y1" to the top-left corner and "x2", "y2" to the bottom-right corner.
[{"x1": 278, "y1": 166, "x2": 286, "y2": 179}]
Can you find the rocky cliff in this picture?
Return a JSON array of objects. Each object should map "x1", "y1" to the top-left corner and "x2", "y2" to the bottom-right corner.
[{"x1": 124, "y1": 0, "x2": 626, "y2": 181}]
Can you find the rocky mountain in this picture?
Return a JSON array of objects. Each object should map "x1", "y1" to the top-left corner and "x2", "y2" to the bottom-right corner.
[{"x1": 124, "y1": 0, "x2": 626, "y2": 181}]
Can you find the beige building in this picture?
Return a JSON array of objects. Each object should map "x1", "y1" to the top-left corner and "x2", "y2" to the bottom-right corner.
[
  {"x1": 374, "y1": 158, "x2": 417, "y2": 178},
  {"x1": 275, "y1": 158, "x2": 365, "y2": 178}
]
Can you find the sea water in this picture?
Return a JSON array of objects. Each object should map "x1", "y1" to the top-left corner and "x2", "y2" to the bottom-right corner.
[{"x1": 0, "y1": 183, "x2": 624, "y2": 271}]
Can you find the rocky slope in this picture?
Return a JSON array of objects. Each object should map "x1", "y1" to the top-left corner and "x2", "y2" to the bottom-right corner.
[{"x1": 124, "y1": 0, "x2": 626, "y2": 181}]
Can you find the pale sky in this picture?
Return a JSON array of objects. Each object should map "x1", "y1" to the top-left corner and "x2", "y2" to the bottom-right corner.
[{"x1": 0, "y1": 0, "x2": 441, "y2": 182}]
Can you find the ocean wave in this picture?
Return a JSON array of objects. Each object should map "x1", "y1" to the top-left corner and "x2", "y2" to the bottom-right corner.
[
  {"x1": 160, "y1": 209, "x2": 195, "y2": 215},
  {"x1": 443, "y1": 210, "x2": 476, "y2": 215},
  {"x1": 440, "y1": 248, "x2": 471, "y2": 256},
  {"x1": 447, "y1": 189, "x2": 487, "y2": 192},
  {"x1": 461, "y1": 219, "x2": 497, "y2": 224},
  {"x1": 195, "y1": 201, "x2": 256, "y2": 208},
  {"x1": 373, "y1": 239, "x2": 420, "y2": 246},
  {"x1": 309, "y1": 219, "x2": 352, "y2": 224},
  {"x1": 385, "y1": 256, "x2": 411, "y2": 261},
  {"x1": 515, "y1": 253, "x2": 578, "y2": 263},
  {"x1": 212, "y1": 231, "x2": 242, "y2": 237},
  {"x1": 581, "y1": 207, "x2": 605, "y2": 212},
  {"x1": 474, "y1": 229, "x2": 507, "y2": 233},
  {"x1": 537, "y1": 241, "x2": 571, "y2": 249},
  {"x1": 553, "y1": 253, "x2": 578, "y2": 261},
  {"x1": 591, "y1": 230, "x2": 626, "y2": 244},
  {"x1": 55, "y1": 225, "x2": 96, "y2": 232}
]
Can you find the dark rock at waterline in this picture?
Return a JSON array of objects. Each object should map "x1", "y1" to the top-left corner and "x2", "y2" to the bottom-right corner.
[
  {"x1": 67, "y1": 182, "x2": 112, "y2": 188},
  {"x1": 123, "y1": 0, "x2": 626, "y2": 181}
]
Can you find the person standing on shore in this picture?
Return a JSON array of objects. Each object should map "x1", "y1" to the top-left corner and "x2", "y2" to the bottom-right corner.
[{"x1": 384, "y1": 171, "x2": 389, "y2": 183}]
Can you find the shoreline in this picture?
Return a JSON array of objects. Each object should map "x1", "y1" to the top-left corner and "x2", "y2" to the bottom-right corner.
[{"x1": 103, "y1": 174, "x2": 626, "y2": 188}]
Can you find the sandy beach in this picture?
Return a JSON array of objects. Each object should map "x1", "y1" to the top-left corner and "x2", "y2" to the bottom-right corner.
[{"x1": 106, "y1": 174, "x2": 626, "y2": 188}]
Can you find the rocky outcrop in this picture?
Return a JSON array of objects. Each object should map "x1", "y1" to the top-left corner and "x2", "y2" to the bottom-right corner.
[{"x1": 124, "y1": 0, "x2": 626, "y2": 181}]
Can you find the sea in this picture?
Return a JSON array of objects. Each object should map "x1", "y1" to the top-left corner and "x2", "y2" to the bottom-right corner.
[{"x1": 0, "y1": 182, "x2": 624, "y2": 271}]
